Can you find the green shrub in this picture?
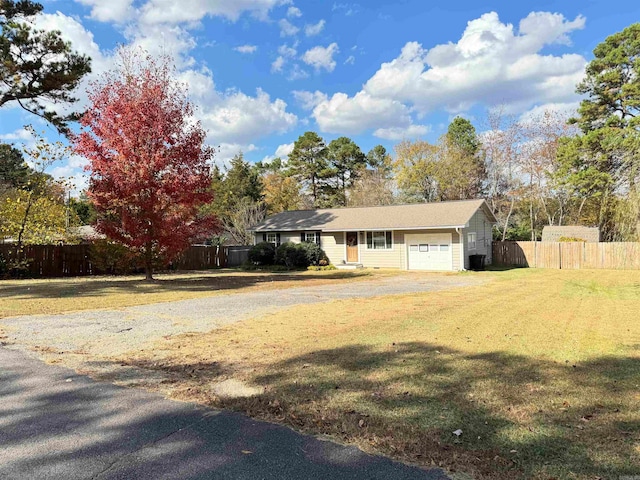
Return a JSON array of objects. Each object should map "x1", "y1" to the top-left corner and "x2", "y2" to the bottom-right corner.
[
  {"x1": 275, "y1": 242, "x2": 307, "y2": 268},
  {"x1": 241, "y1": 262, "x2": 290, "y2": 272},
  {"x1": 248, "y1": 242, "x2": 276, "y2": 265},
  {"x1": 297, "y1": 241, "x2": 328, "y2": 266},
  {"x1": 275, "y1": 242, "x2": 330, "y2": 269},
  {"x1": 89, "y1": 239, "x2": 141, "y2": 275}
]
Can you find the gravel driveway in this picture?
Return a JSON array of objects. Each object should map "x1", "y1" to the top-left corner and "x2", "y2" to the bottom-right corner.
[{"x1": 2, "y1": 273, "x2": 483, "y2": 360}]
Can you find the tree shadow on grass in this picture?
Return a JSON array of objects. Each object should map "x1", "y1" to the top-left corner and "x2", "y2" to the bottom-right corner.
[
  {"x1": 0, "y1": 270, "x2": 371, "y2": 300},
  {"x1": 0, "y1": 347, "x2": 448, "y2": 480},
  {"x1": 134, "y1": 342, "x2": 640, "y2": 480}
]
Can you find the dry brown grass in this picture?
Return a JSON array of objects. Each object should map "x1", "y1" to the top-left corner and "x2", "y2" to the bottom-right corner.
[
  {"x1": 0, "y1": 269, "x2": 388, "y2": 318},
  {"x1": 116, "y1": 268, "x2": 640, "y2": 480}
]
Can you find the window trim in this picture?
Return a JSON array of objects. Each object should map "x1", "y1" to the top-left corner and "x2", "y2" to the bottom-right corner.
[
  {"x1": 365, "y1": 230, "x2": 393, "y2": 250},
  {"x1": 468, "y1": 232, "x2": 477, "y2": 251},
  {"x1": 266, "y1": 233, "x2": 278, "y2": 245}
]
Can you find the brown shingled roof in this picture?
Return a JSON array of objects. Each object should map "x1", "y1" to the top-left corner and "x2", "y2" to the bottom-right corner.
[{"x1": 252, "y1": 199, "x2": 496, "y2": 232}]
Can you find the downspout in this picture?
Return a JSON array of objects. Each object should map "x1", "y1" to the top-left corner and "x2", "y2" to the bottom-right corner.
[{"x1": 456, "y1": 227, "x2": 465, "y2": 271}]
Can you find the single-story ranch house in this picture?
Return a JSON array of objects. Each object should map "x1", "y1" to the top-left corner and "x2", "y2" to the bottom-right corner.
[{"x1": 250, "y1": 199, "x2": 497, "y2": 271}]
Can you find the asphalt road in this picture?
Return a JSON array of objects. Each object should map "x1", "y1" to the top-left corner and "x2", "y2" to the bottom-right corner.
[{"x1": 0, "y1": 346, "x2": 450, "y2": 480}]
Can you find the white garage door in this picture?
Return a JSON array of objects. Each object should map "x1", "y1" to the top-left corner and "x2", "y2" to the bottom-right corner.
[{"x1": 406, "y1": 233, "x2": 453, "y2": 271}]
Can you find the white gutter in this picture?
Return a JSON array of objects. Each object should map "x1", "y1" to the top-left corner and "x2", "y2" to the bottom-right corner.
[
  {"x1": 323, "y1": 225, "x2": 466, "y2": 233},
  {"x1": 456, "y1": 227, "x2": 465, "y2": 271}
]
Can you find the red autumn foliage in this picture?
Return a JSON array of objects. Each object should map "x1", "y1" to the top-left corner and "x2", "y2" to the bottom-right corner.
[{"x1": 74, "y1": 51, "x2": 218, "y2": 279}]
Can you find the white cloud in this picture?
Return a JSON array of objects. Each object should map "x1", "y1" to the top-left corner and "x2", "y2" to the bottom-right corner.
[
  {"x1": 275, "y1": 142, "x2": 295, "y2": 158},
  {"x1": 278, "y1": 44, "x2": 297, "y2": 57},
  {"x1": 304, "y1": 19, "x2": 325, "y2": 37},
  {"x1": 199, "y1": 88, "x2": 298, "y2": 144},
  {"x1": 302, "y1": 43, "x2": 339, "y2": 72},
  {"x1": 279, "y1": 18, "x2": 300, "y2": 37},
  {"x1": 362, "y1": 12, "x2": 587, "y2": 114},
  {"x1": 140, "y1": 0, "x2": 287, "y2": 24},
  {"x1": 235, "y1": 44, "x2": 258, "y2": 54},
  {"x1": 288, "y1": 64, "x2": 309, "y2": 81},
  {"x1": 0, "y1": 128, "x2": 33, "y2": 143},
  {"x1": 214, "y1": 143, "x2": 258, "y2": 169},
  {"x1": 312, "y1": 91, "x2": 415, "y2": 134},
  {"x1": 271, "y1": 56, "x2": 285, "y2": 72},
  {"x1": 344, "y1": 55, "x2": 355, "y2": 65},
  {"x1": 292, "y1": 90, "x2": 328, "y2": 110},
  {"x1": 287, "y1": 6, "x2": 302, "y2": 18},
  {"x1": 306, "y1": 11, "x2": 587, "y2": 136},
  {"x1": 74, "y1": 0, "x2": 134, "y2": 23},
  {"x1": 373, "y1": 124, "x2": 431, "y2": 141}
]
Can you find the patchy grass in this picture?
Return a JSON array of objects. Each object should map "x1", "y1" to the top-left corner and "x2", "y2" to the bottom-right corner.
[
  {"x1": 118, "y1": 268, "x2": 640, "y2": 480},
  {"x1": 0, "y1": 269, "x2": 388, "y2": 318}
]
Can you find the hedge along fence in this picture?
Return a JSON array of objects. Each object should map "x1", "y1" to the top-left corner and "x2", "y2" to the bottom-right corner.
[
  {"x1": 492, "y1": 241, "x2": 640, "y2": 270},
  {"x1": 0, "y1": 244, "x2": 230, "y2": 278}
]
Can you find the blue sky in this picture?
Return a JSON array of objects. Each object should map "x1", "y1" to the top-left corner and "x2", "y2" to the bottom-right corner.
[{"x1": 1, "y1": 0, "x2": 639, "y2": 192}]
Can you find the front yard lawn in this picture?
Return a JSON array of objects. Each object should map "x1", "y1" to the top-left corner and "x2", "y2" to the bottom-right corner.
[
  {"x1": 0, "y1": 269, "x2": 379, "y2": 318},
  {"x1": 120, "y1": 268, "x2": 640, "y2": 480}
]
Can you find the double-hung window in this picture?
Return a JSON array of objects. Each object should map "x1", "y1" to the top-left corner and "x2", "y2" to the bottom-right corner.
[
  {"x1": 302, "y1": 231, "x2": 319, "y2": 244},
  {"x1": 366, "y1": 231, "x2": 393, "y2": 250},
  {"x1": 468, "y1": 232, "x2": 477, "y2": 250}
]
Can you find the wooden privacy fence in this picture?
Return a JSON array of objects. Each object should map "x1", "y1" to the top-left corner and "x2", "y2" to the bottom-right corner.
[
  {"x1": 493, "y1": 241, "x2": 640, "y2": 270},
  {"x1": 0, "y1": 244, "x2": 231, "y2": 278}
]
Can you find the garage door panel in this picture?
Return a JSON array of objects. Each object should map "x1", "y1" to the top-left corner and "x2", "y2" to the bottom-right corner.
[{"x1": 406, "y1": 234, "x2": 453, "y2": 271}]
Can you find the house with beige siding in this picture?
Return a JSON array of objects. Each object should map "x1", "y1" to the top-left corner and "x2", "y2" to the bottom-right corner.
[{"x1": 250, "y1": 199, "x2": 497, "y2": 271}]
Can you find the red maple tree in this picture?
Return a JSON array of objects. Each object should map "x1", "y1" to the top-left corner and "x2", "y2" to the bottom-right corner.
[{"x1": 74, "y1": 51, "x2": 218, "y2": 279}]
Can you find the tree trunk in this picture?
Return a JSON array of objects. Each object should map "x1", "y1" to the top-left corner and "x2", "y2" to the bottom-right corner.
[
  {"x1": 144, "y1": 240, "x2": 154, "y2": 281},
  {"x1": 15, "y1": 192, "x2": 34, "y2": 263},
  {"x1": 501, "y1": 198, "x2": 515, "y2": 242}
]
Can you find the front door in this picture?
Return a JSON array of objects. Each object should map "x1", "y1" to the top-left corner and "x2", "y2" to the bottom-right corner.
[{"x1": 346, "y1": 232, "x2": 358, "y2": 262}]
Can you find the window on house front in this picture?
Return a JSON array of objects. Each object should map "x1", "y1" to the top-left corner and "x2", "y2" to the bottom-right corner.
[
  {"x1": 468, "y1": 232, "x2": 477, "y2": 250},
  {"x1": 303, "y1": 232, "x2": 318, "y2": 243},
  {"x1": 366, "y1": 231, "x2": 393, "y2": 250},
  {"x1": 266, "y1": 233, "x2": 278, "y2": 245}
]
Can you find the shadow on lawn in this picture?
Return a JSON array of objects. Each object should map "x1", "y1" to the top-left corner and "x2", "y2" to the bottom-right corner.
[
  {"x1": 119, "y1": 342, "x2": 640, "y2": 480},
  {"x1": 0, "y1": 347, "x2": 445, "y2": 480},
  {"x1": 0, "y1": 270, "x2": 370, "y2": 300}
]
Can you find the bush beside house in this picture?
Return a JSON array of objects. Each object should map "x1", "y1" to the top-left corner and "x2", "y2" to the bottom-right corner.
[{"x1": 247, "y1": 241, "x2": 330, "y2": 270}]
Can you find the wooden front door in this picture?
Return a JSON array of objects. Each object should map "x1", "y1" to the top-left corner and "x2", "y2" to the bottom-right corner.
[{"x1": 346, "y1": 232, "x2": 358, "y2": 262}]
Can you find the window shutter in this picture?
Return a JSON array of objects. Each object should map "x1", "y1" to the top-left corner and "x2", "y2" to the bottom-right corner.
[
  {"x1": 315, "y1": 231, "x2": 321, "y2": 246},
  {"x1": 301, "y1": 232, "x2": 306, "y2": 243},
  {"x1": 262, "y1": 233, "x2": 267, "y2": 242},
  {"x1": 386, "y1": 231, "x2": 392, "y2": 248},
  {"x1": 276, "y1": 233, "x2": 281, "y2": 247},
  {"x1": 366, "y1": 232, "x2": 373, "y2": 249}
]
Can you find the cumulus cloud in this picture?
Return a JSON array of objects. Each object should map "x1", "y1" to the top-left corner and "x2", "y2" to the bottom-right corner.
[
  {"x1": 307, "y1": 11, "x2": 587, "y2": 136},
  {"x1": 235, "y1": 44, "x2": 258, "y2": 54},
  {"x1": 75, "y1": 0, "x2": 134, "y2": 23},
  {"x1": 214, "y1": 143, "x2": 258, "y2": 169},
  {"x1": 271, "y1": 56, "x2": 285, "y2": 72},
  {"x1": 287, "y1": 6, "x2": 302, "y2": 18},
  {"x1": 362, "y1": 12, "x2": 586, "y2": 114},
  {"x1": 302, "y1": 43, "x2": 339, "y2": 72},
  {"x1": 279, "y1": 18, "x2": 300, "y2": 37},
  {"x1": 312, "y1": 91, "x2": 415, "y2": 134},
  {"x1": 304, "y1": 19, "x2": 325, "y2": 37},
  {"x1": 199, "y1": 88, "x2": 298, "y2": 145},
  {"x1": 373, "y1": 124, "x2": 431, "y2": 141},
  {"x1": 139, "y1": 0, "x2": 287, "y2": 24},
  {"x1": 292, "y1": 90, "x2": 328, "y2": 110},
  {"x1": 275, "y1": 142, "x2": 295, "y2": 158}
]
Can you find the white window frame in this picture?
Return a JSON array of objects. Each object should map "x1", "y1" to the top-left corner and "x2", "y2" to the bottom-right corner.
[
  {"x1": 366, "y1": 231, "x2": 393, "y2": 250},
  {"x1": 303, "y1": 231, "x2": 317, "y2": 243},
  {"x1": 468, "y1": 232, "x2": 477, "y2": 251},
  {"x1": 266, "y1": 233, "x2": 278, "y2": 245}
]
